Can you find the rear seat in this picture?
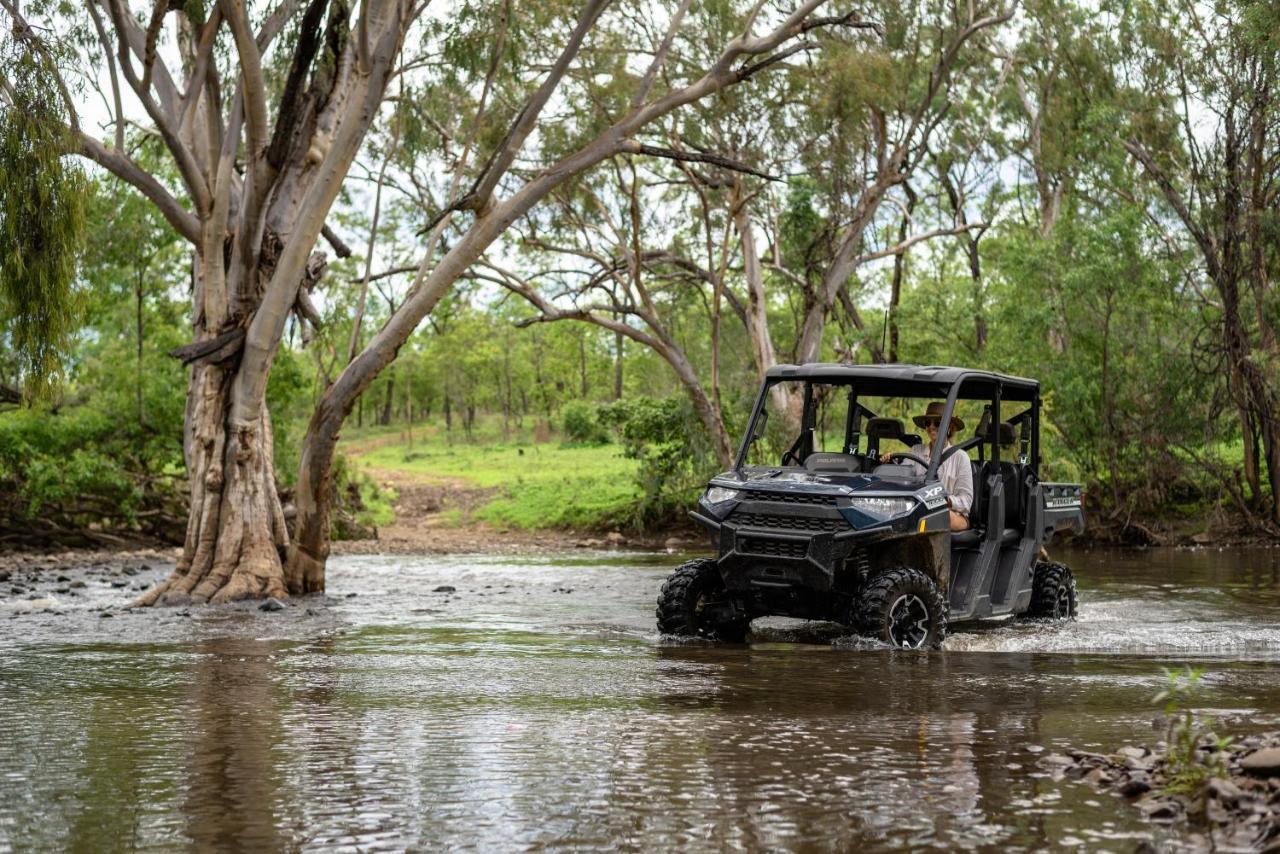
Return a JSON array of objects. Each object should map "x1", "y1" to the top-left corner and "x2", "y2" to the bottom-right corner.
[{"x1": 952, "y1": 421, "x2": 1021, "y2": 549}]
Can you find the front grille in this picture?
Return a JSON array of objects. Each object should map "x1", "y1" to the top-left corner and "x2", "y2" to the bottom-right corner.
[
  {"x1": 743, "y1": 489, "x2": 839, "y2": 506},
  {"x1": 741, "y1": 538, "x2": 809, "y2": 559},
  {"x1": 731, "y1": 512, "x2": 848, "y2": 533}
]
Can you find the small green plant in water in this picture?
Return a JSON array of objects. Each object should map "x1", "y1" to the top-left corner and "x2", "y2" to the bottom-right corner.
[{"x1": 1153, "y1": 666, "x2": 1232, "y2": 794}]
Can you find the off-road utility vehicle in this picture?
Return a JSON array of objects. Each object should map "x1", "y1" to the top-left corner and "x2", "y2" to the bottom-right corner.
[{"x1": 656, "y1": 364, "x2": 1085, "y2": 648}]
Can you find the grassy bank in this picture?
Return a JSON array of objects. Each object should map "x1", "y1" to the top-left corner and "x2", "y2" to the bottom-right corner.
[{"x1": 341, "y1": 420, "x2": 641, "y2": 531}]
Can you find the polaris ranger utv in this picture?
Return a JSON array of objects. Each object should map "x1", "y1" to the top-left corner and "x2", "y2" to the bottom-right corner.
[{"x1": 656, "y1": 364, "x2": 1085, "y2": 648}]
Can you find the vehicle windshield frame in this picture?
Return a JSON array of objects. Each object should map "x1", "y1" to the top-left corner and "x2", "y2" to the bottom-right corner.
[{"x1": 734, "y1": 371, "x2": 1042, "y2": 479}]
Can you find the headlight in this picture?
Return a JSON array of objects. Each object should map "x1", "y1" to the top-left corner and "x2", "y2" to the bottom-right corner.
[
  {"x1": 847, "y1": 496, "x2": 916, "y2": 518},
  {"x1": 704, "y1": 486, "x2": 741, "y2": 504}
]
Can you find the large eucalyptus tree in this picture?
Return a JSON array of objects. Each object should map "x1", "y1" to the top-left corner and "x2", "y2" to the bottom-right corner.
[{"x1": 1, "y1": 0, "x2": 868, "y2": 603}]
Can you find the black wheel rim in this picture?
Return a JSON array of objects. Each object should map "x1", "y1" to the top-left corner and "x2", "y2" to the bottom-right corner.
[{"x1": 888, "y1": 593, "x2": 931, "y2": 649}]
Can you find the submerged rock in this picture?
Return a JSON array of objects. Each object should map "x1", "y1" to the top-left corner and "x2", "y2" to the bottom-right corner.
[{"x1": 259, "y1": 598, "x2": 285, "y2": 612}]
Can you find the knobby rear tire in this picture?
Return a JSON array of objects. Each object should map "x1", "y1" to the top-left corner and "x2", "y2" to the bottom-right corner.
[
  {"x1": 656, "y1": 559, "x2": 749, "y2": 642},
  {"x1": 1026, "y1": 561, "x2": 1078, "y2": 619}
]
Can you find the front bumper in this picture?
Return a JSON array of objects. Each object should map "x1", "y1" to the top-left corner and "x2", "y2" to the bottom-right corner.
[{"x1": 697, "y1": 493, "x2": 900, "y2": 617}]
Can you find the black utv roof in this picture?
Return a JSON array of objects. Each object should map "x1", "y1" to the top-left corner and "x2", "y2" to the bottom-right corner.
[{"x1": 765, "y1": 363, "x2": 1040, "y2": 402}]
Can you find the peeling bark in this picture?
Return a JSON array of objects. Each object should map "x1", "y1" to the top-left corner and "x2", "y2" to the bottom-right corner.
[{"x1": 135, "y1": 363, "x2": 290, "y2": 605}]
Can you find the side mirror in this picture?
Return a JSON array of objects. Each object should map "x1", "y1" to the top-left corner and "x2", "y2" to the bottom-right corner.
[{"x1": 752, "y1": 410, "x2": 769, "y2": 440}]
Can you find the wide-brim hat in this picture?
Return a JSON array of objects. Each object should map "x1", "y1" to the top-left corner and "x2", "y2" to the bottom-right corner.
[{"x1": 912, "y1": 401, "x2": 964, "y2": 431}]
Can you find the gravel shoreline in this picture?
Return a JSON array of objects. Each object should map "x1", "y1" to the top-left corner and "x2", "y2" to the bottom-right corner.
[{"x1": 1048, "y1": 731, "x2": 1280, "y2": 851}]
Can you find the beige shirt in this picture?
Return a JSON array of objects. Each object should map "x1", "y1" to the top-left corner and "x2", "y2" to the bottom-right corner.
[{"x1": 906, "y1": 442, "x2": 974, "y2": 516}]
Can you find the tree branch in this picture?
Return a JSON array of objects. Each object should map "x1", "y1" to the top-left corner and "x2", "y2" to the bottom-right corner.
[
  {"x1": 322, "y1": 224, "x2": 353, "y2": 258},
  {"x1": 219, "y1": 0, "x2": 272, "y2": 179},
  {"x1": 629, "y1": 0, "x2": 692, "y2": 108},
  {"x1": 176, "y1": 7, "x2": 224, "y2": 131},
  {"x1": 625, "y1": 141, "x2": 780, "y2": 181},
  {"x1": 101, "y1": 0, "x2": 213, "y2": 213},
  {"x1": 85, "y1": 0, "x2": 125, "y2": 150},
  {"x1": 460, "y1": 0, "x2": 613, "y2": 214},
  {"x1": 852, "y1": 220, "x2": 987, "y2": 265},
  {"x1": 265, "y1": 0, "x2": 328, "y2": 171},
  {"x1": 77, "y1": 132, "x2": 201, "y2": 243}
]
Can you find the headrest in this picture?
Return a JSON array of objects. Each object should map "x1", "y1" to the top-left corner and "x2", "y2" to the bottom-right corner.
[
  {"x1": 975, "y1": 420, "x2": 1016, "y2": 445},
  {"x1": 865, "y1": 417, "x2": 906, "y2": 440}
]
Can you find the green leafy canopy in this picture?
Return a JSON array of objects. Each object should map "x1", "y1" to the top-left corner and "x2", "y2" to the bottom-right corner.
[{"x1": 0, "y1": 31, "x2": 87, "y2": 400}]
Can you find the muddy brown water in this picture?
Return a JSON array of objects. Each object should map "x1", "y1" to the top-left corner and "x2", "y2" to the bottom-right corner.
[{"x1": 3, "y1": 546, "x2": 1280, "y2": 851}]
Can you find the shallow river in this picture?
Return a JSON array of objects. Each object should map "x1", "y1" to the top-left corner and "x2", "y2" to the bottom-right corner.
[{"x1": 3, "y1": 546, "x2": 1280, "y2": 851}]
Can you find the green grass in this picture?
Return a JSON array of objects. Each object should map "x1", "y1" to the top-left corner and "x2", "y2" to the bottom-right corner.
[
  {"x1": 352, "y1": 435, "x2": 640, "y2": 531},
  {"x1": 355, "y1": 474, "x2": 397, "y2": 527}
]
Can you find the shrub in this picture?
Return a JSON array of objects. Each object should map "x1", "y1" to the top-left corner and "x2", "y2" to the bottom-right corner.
[
  {"x1": 597, "y1": 396, "x2": 718, "y2": 525},
  {"x1": 0, "y1": 405, "x2": 185, "y2": 544},
  {"x1": 560, "y1": 400, "x2": 608, "y2": 445}
]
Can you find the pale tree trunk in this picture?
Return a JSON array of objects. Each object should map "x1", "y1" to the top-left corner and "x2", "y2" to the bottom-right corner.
[
  {"x1": 735, "y1": 197, "x2": 798, "y2": 428},
  {"x1": 121, "y1": 0, "x2": 411, "y2": 605},
  {"x1": 137, "y1": 362, "x2": 289, "y2": 605}
]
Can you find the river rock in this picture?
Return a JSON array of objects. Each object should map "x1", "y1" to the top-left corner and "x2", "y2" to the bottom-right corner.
[
  {"x1": 605, "y1": 532, "x2": 625, "y2": 545},
  {"x1": 1241, "y1": 748, "x2": 1280, "y2": 776},
  {"x1": 1118, "y1": 777, "x2": 1152, "y2": 798},
  {"x1": 433, "y1": 585, "x2": 456, "y2": 593},
  {"x1": 1139, "y1": 799, "x2": 1182, "y2": 822},
  {"x1": 1083, "y1": 767, "x2": 1114, "y2": 786},
  {"x1": 1207, "y1": 778, "x2": 1244, "y2": 805},
  {"x1": 259, "y1": 598, "x2": 285, "y2": 612},
  {"x1": 1206, "y1": 797, "x2": 1232, "y2": 825},
  {"x1": 1117, "y1": 746, "x2": 1148, "y2": 760},
  {"x1": 1123, "y1": 756, "x2": 1155, "y2": 772},
  {"x1": 69, "y1": 580, "x2": 85, "y2": 589},
  {"x1": 1037, "y1": 753, "x2": 1074, "y2": 767},
  {"x1": 0, "y1": 570, "x2": 9, "y2": 582}
]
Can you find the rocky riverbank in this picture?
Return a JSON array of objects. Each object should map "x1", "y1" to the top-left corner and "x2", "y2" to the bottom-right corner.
[{"x1": 1044, "y1": 731, "x2": 1280, "y2": 850}]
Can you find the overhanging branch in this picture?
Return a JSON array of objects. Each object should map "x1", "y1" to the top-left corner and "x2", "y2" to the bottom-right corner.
[{"x1": 626, "y1": 142, "x2": 780, "y2": 181}]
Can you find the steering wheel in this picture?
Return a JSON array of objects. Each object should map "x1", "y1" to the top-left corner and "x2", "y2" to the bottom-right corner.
[{"x1": 886, "y1": 451, "x2": 929, "y2": 467}]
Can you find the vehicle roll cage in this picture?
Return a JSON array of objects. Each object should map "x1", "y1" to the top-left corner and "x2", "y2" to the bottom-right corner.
[{"x1": 735, "y1": 364, "x2": 1042, "y2": 481}]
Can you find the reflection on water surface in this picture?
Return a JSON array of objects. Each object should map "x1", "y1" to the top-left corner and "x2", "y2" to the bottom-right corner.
[{"x1": 2, "y1": 546, "x2": 1280, "y2": 851}]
